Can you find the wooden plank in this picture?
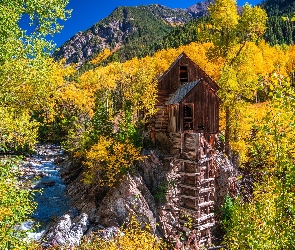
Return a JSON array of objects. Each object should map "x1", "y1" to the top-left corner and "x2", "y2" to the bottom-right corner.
[
  {"x1": 180, "y1": 194, "x2": 198, "y2": 200},
  {"x1": 196, "y1": 213, "x2": 214, "y2": 223},
  {"x1": 201, "y1": 178, "x2": 214, "y2": 183},
  {"x1": 179, "y1": 172, "x2": 200, "y2": 177},
  {"x1": 197, "y1": 201, "x2": 214, "y2": 208},
  {"x1": 197, "y1": 222, "x2": 215, "y2": 231},
  {"x1": 179, "y1": 184, "x2": 200, "y2": 191},
  {"x1": 199, "y1": 187, "x2": 215, "y2": 194},
  {"x1": 179, "y1": 206, "x2": 200, "y2": 215}
]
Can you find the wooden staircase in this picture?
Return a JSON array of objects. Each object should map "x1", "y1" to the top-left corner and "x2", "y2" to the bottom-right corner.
[
  {"x1": 166, "y1": 133, "x2": 217, "y2": 247},
  {"x1": 178, "y1": 156, "x2": 216, "y2": 246}
]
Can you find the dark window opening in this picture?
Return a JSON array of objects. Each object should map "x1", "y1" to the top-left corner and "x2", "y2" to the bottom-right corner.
[
  {"x1": 180, "y1": 66, "x2": 188, "y2": 83},
  {"x1": 183, "y1": 104, "x2": 193, "y2": 130},
  {"x1": 198, "y1": 125, "x2": 204, "y2": 130}
]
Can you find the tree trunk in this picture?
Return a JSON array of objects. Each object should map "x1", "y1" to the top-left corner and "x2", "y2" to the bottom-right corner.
[{"x1": 225, "y1": 106, "x2": 231, "y2": 156}]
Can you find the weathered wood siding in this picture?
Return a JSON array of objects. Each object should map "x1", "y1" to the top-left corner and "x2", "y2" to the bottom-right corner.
[
  {"x1": 158, "y1": 53, "x2": 219, "y2": 98},
  {"x1": 155, "y1": 54, "x2": 199, "y2": 131},
  {"x1": 158, "y1": 55, "x2": 200, "y2": 97},
  {"x1": 168, "y1": 104, "x2": 180, "y2": 132},
  {"x1": 180, "y1": 80, "x2": 219, "y2": 134},
  {"x1": 154, "y1": 53, "x2": 220, "y2": 134}
]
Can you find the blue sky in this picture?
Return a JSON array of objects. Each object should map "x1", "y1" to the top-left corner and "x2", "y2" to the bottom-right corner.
[{"x1": 52, "y1": 0, "x2": 262, "y2": 47}]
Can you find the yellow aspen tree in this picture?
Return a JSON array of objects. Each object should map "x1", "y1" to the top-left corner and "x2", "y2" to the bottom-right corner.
[{"x1": 208, "y1": 0, "x2": 267, "y2": 155}]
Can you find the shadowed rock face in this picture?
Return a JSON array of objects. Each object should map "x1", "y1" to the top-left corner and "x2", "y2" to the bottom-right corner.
[
  {"x1": 214, "y1": 151, "x2": 239, "y2": 208},
  {"x1": 95, "y1": 174, "x2": 159, "y2": 234},
  {"x1": 63, "y1": 168, "x2": 160, "y2": 235}
]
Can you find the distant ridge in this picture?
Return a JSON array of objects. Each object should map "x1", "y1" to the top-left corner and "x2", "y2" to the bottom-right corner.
[
  {"x1": 53, "y1": 2, "x2": 210, "y2": 65},
  {"x1": 55, "y1": 0, "x2": 294, "y2": 66}
]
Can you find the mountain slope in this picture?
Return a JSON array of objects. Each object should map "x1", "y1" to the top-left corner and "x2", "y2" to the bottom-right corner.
[
  {"x1": 54, "y1": 4, "x2": 194, "y2": 64},
  {"x1": 55, "y1": 0, "x2": 295, "y2": 67},
  {"x1": 261, "y1": 0, "x2": 295, "y2": 15},
  {"x1": 261, "y1": 0, "x2": 295, "y2": 45}
]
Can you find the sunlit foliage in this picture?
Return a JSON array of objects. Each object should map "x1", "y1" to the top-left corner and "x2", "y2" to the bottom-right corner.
[
  {"x1": 0, "y1": 0, "x2": 71, "y2": 62},
  {"x1": 0, "y1": 157, "x2": 36, "y2": 249},
  {"x1": 0, "y1": 57, "x2": 74, "y2": 150},
  {"x1": 83, "y1": 136, "x2": 144, "y2": 186},
  {"x1": 80, "y1": 216, "x2": 164, "y2": 250},
  {"x1": 0, "y1": 108, "x2": 39, "y2": 151},
  {"x1": 0, "y1": 0, "x2": 71, "y2": 151},
  {"x1": 223, "y1": 80, "x2": 295, "y2": 249},
  {"x1": 206, "y1": 0, "x2": 268, "y2": 154}
]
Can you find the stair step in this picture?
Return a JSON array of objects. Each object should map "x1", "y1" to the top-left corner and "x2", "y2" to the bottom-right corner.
[
  {"x1": 179, "y1": 213, "x2": 214, "y2": 225},
  {"x1": 179, "y1": 219, "x2": 215, "y2": 230},
  {"x1": 179, "y1": 172, "x2": 200, "y2": 177},
  {"x1": 198, "y1": 201, "x2": 214, "y2": 208},
  {"x1": 197, "y1": 222, "x2": 215, "y2": 231},
  {"x1": 179, "y1": 199, "x2": 214, "y2": 210},
  {"x1": 201, "y1": 178, "x2": 215, "y2": 183},
  {"x1": 199, "y1": 187, "x2": 215, "y2": 193},
  {"x1": 179, "y1": 206, "x2": 199, "y2": 216},
  {"x1": 197, "y1": 213, "x2": 214, "y2": 223},
  {"x1": 179, "y1": 184, "x2": 199, "y2": 190},
  {"x1": 180, "y1": 194, "x2": 198, "y2": 200}
]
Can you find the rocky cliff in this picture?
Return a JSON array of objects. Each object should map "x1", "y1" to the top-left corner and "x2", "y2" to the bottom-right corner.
[{"x1": 51, "y1": 138, "x2": 238, "y2": 248}]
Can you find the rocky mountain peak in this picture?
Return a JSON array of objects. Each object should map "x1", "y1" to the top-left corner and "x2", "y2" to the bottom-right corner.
[
  {"x1": 186, "y1": 0, "x2": 213, "y2": 18},
  {"x1": 53, "y1": 1, "x2": 210, "y2": 65}
]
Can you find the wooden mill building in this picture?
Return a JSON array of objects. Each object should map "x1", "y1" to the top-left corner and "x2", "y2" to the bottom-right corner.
[
  {"x1": 153, "y1": 53, "x2": 220, "y2": 247},
  {"x1": 154, "y1": 52, "x2": 220, "y2": 140}
]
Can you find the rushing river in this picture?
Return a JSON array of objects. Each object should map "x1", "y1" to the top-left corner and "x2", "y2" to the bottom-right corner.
[{"x1": 20, "y1": 144, "x2": 73, "y2": 240}]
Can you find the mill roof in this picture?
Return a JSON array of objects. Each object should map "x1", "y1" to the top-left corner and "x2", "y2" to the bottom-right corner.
[{"x1": 167, "y1": 79, "x2": 202, "y2": 104}]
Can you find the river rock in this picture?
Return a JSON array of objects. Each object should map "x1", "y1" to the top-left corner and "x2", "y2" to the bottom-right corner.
[
  {"x1": 86, "y1": 225, "x2": 120, "y2": 241},
  {"x1": 42, "y1": 213, "x2": 89, "y2": 248},
  {"x1": 42, "y1": 214, "x2": 71, "y2": 247}
]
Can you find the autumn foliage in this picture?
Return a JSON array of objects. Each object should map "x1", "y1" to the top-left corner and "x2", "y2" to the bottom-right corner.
[
  {"x1": 80, "y1": 216, "x2": 164, "y2": 250},
  {"x1": 2, "y1": 0, "x2": 295, "y2": 248},
  {"x1": 83, "y1": 137, "x2": 144, "y2": 186}
]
